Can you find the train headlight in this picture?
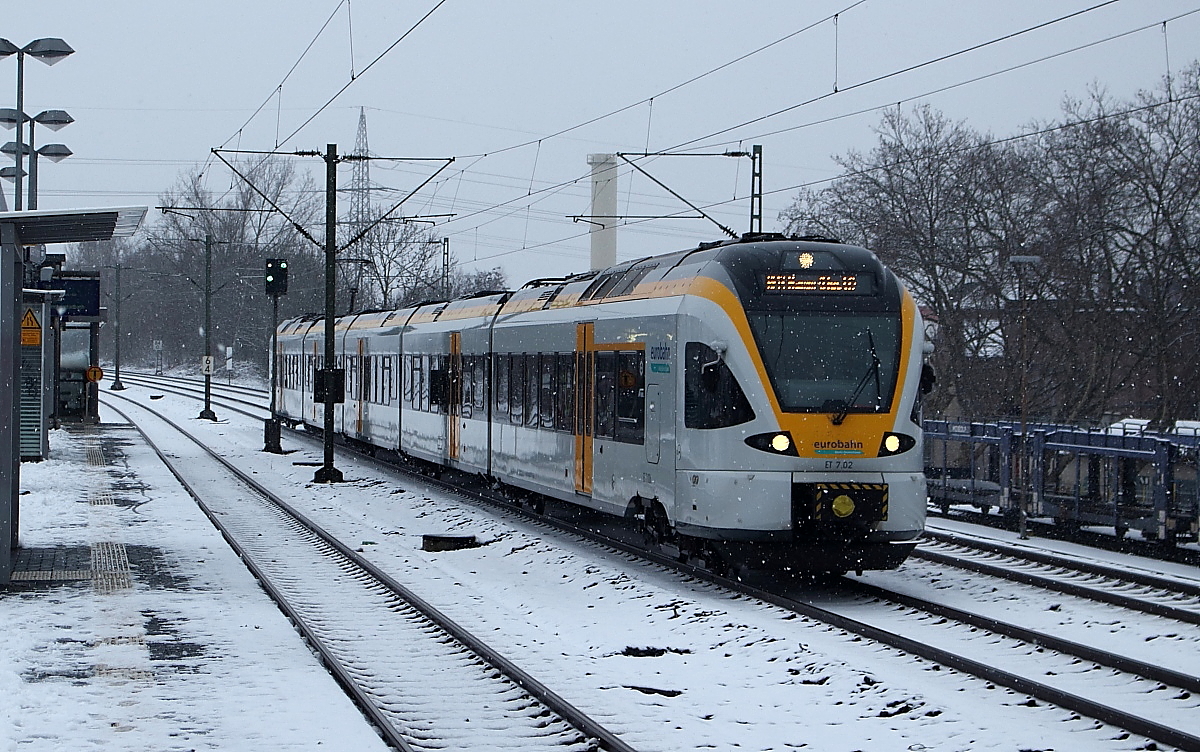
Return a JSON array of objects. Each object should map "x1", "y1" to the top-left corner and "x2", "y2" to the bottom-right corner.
[
  {"x1": 832, "y1": 494, "x2": 855, "y2": 517},
  {"x1": 745, "y1": 431, "x2": 799, "y2": 456},
  {"x1": 877, "y1": 432, "x2": 916, "y2": 457}
]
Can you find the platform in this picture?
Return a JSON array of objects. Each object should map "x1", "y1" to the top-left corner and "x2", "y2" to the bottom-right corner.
[{"x1": 0, "y1": 423, "x2": 388, "y2": 751}]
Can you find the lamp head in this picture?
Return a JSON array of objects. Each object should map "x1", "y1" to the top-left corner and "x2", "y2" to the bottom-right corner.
[
  {"x1": 37, "y1": 144, "x2": 71, "y2": 162},
  {"x1": 0, "y1": 108, "x2": 24, "y2": 129},
  {"x1": 33, "y1": 110, "x2": 73, "y2": 131},
  {"x1": 24, "y1": 38, "x2": 74, "y2": 65}
]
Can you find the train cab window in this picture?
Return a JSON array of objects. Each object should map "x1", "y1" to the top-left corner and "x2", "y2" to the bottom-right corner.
[
  {"x1": 594, "y1": 351, "x2": 617, "y2": 439},
  {"x1": 745, "y1": 313, "x2": 900, "y2": 414},
  {"x1": 685, "y1": 342, "x2": 756, "y2": 429},
  {"x1": 495, "y1": 354, "x2": 509, "y2": 417},
  {"x1": 555, "y1": 353, "x2": 575, "y2": 433},
  {"x1": 616, "y1": 351, "x2": 645, "y2": 444}
]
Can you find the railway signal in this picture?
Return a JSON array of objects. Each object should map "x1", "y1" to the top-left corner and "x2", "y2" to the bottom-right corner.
[
  {"x1": 264, "y1": 257, "x2": 289, "y2": 453},
  {"x1": 265, "y1": 258, "x2": 288, "y2": 296}
]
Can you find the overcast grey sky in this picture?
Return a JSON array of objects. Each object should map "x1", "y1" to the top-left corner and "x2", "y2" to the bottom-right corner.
[{"x1": 5, "y1": 1, "x2": 1199, "y2": 285}]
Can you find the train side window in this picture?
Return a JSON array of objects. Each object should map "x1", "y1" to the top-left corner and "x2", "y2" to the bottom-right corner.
[
  {"x1": 509, "y1": 354, "x2": 525, "y2": 425},
  {"x1": 429, "y1": 358, "x2": 448, "y2": 413},
  {"x1": 540, "y1": 354, "x2": 556, "y2": 430},
  {"x1": 363, "y1": 356, "x2": 372, "y2": 403},
  {"x1": 419, "y1": 354, "x2": 430, "y2": 412},
  {"x1": 525, "y1": 354, "x2": 539, "y2": 428},
  {"x1": 461, "y1": 355, "x2": 473, "y2": 419},
  {"x1": 495, "y1": 354, "x2": 509, "y2": 418},
  {"x1": 473, "y1": 356, "x2": 487, "y2": 411},
  {"x1": 594, "y1": 351, "x2": 616, "y2": 439},
  {"x1": 616, "y1": 351, "x2": 645, "y2": 444},
  {"x1": 382, "y1": 356, "x2": 393, "y2": 405},
  {"x1": 405, "y1": 355, "x2": 415, "y2": 408},
  {"x1": 556, "y1": 353, "x2": 574, "y2": 433},
  {"x1": 684, "y1": 342, "x2": 756, "y2": 429}
]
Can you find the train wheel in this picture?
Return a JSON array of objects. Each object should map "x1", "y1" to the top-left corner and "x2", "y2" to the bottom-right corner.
[{"x1": 642, "y1": 503, "x2": 672, "y2": 548}]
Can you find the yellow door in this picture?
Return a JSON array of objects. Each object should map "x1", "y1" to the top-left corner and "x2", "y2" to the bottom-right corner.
[
  {"x1": 448, "y1": 332, "x2": 462, "y2": 461},
  {"x1": 574, "y1": 323, "x2": 594, "y2": 494}
]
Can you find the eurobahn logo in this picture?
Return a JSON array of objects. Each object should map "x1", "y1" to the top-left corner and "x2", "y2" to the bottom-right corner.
[{"x1": 813, "y1": 439, "x2": 864, "y2": 455}]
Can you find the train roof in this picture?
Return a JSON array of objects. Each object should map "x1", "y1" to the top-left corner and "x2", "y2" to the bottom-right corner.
[{"x1": 282, "y1": 233, "x2": 897, "y2": 328}]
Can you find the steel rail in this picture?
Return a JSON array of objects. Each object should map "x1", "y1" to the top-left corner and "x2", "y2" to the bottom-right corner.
[
  {"x1": 913, "y1": 546, "x2": 1200, "y2": 626},
  {"x1": 845, "y1": 579, "x2": 1200, "y2": 694},
  {"x1": 109, "y1": 373, "x2": 269, "y2": 414},
  {"x1": 101, "y1": 399, "x2": 416, "y2": 752},
  {"x1": 117, "y1": 376, "x2": 1200, "y2": 751},
  {"x1": 118, "y1": 368, "x2": 270, "y2": 396},
  {"x1": 922, "y1": 528, "x2": 1200, "y2": 598},
  {"x1": 101, "y1": 391, "x2": 638, "y2": 752}
]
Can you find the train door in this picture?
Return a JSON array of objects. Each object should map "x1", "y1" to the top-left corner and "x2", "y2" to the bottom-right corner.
[
  {"x1": 310, "y1": 340, "x2": 320, "y2": 424},
  {"x1": 645, "y1": 383, "x2": 662, "y2": 464},
  {"x1": 448, "y1": 331, "x2": 462, "y2": 462},
  {"x1": 356, "y1": 338, "x2": 366, "y2": 437},
  {"x1": 574, "y1": 322, "x2": 595, "y2": 495}
]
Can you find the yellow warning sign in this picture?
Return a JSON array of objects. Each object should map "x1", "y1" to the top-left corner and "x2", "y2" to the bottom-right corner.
[{"x1": 21, "y1": 309, "x2": 41, "y2": 346}]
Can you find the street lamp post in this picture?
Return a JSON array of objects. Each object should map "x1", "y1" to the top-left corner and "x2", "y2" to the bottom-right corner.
[
  {"x1": 1, "y1": 110, "x2": 74, "y2": 211},
  {"x1": 0, "y1": 38, "x2": 73, "y2": 211},
  {"x1": 1009, "y1": 254, "x2": 1042, "y2": 540},
  {"x1": 26, "y1": 110, "x2": 72, "y2": 209}
]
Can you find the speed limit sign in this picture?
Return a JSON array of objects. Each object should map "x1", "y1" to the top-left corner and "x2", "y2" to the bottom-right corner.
[{"x1": 201, "y1": 356, "x2": 215, "y2": 375}]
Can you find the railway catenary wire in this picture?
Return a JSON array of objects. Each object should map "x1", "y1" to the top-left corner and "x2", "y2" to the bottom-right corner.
[
  {"x1": 99, "y1": 390, "x2": 637, "y2": 752},
  {"x1": 118, "y1": 374, "x2": 1200, "y2": 751}
]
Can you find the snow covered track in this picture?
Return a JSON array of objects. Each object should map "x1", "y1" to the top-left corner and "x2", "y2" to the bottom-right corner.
[
  {"x1": 913, "y1": 537, "x2": 1200, "y2": 626},
  {"x1": 100, "y1": 393, "x2": 635, "y2": 752},
  {"x1": 107, "y1": 373, "x2": 1200, "y2": 749},
  {"x1": 921, "y1": 526, "x2": 1200, "y2": 598}
]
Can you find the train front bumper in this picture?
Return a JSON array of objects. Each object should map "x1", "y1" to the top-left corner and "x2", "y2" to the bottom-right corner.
[{"x1": 674, "y1": 470, "x2": 925, "y2": 543}]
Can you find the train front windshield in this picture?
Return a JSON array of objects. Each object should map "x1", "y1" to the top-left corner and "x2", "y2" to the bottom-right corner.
[{"x1": 747, "y1": 312, "x2": 901, "y2": 413}]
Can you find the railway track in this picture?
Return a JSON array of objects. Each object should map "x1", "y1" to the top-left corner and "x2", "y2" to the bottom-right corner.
[
  {"x1": 109, "y1": 375, "x2": 1200, "y2": 750},
  {"x1": 912, "y1": 533, "x2": 1200, "y2": 626},
  {"x1": 100, "y1": 390, "x2": 635, "y2": 752},
  {"x1": 927, "y1": 502, "x2": 1200, "y2": 568}
]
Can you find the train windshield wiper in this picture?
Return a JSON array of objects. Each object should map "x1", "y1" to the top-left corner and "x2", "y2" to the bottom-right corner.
[{"x1": 831, "y1": 328, "x2": 881, "y2": 426}]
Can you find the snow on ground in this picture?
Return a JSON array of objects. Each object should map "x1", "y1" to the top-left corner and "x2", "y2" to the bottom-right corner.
[
  {"x1": 3, "y1": 383, "x2": 1186, "y2": 750},
  {"x1": 0, "y1": 426, "x2": 388, "y2": 752}
]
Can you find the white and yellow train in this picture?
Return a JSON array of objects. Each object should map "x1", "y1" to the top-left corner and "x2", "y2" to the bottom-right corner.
[{"x1": 275, "y1": 234, "x2": 933, "y2": 575}]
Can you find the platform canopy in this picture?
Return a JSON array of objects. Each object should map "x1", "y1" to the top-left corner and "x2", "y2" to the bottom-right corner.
[{"x1": 0, "y1": 206, "x2": 147, "y2": 245}]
